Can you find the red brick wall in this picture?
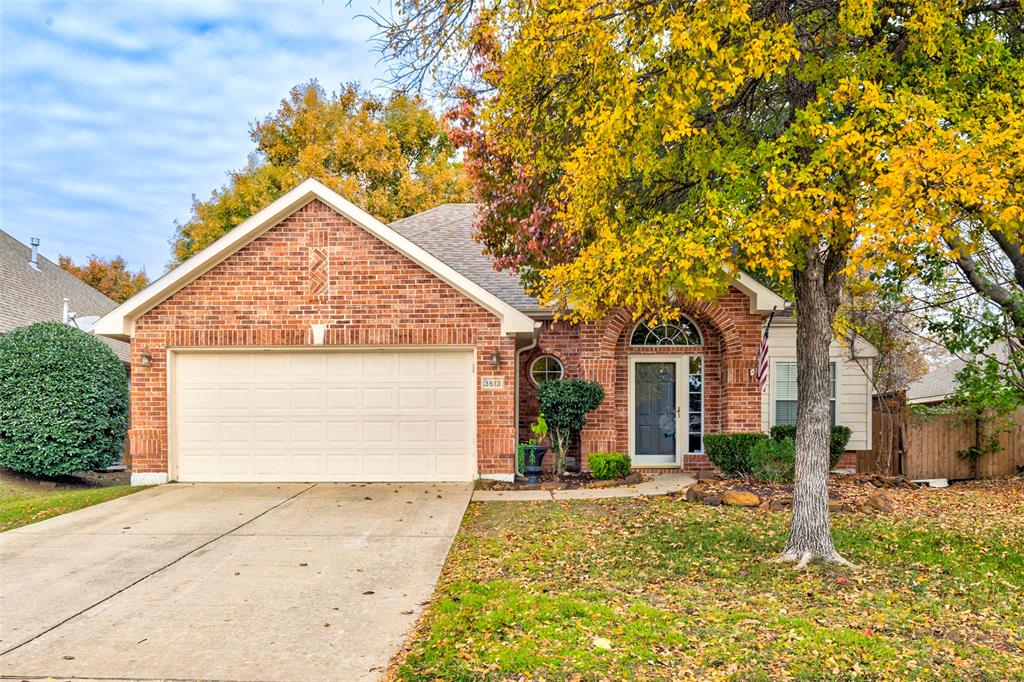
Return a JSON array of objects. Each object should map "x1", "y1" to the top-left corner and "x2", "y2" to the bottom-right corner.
[
  {"x1": 519, "y1": 290, "x2": 766, "y2": 474},
  {"x1": 129, "y1": 199, "x2": 516, "y2": 477}
]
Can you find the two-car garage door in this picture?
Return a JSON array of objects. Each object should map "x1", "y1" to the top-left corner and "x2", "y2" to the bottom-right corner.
[{"x1": 171, "y1": 350, "x2": 475, "y2": 482}]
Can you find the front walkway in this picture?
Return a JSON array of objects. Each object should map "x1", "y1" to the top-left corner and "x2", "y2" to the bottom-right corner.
[
  {"x1": 472, "y1": 473, "x2": 695, "y2": 502},
  {"x1": 1, "y1": 481, "x2": 472, "y2": 682}
]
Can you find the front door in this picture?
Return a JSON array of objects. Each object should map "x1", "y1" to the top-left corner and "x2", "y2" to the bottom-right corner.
[{"x1": 630, "y1": 356, "x2": 703, "y2": 466}]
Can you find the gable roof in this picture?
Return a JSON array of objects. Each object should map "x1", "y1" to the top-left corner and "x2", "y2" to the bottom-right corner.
[
  {"x1": 0, "y1": 230, "x2": 130, "y2": 362},
  {"x1": 94, "y1": 179, "x2": 538, "y2": 339},
  {"x1": 391, "y1": 206, "x2": 787, "y2": 316},
  {"x1": 388, "y1": 204, "x2": 542, "y2": 313}
]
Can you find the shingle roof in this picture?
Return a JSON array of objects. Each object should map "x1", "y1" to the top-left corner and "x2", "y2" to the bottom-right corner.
[
  {"x1": 0, "y1": 230, "x2": 130, "y2": 362},
  {"x1": 389, "y1": 205, "x2": 541, "y2": 313},
  {"x1": 906, "y1": 359, "x2": 963, "y2": 404}
]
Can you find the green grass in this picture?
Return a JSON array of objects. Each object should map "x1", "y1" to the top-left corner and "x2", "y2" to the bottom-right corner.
[
  {"x1": 0, "y1": 477, "x2": 139, "y2": 532},
  {"x1": 394, "y1": 481, "x2": 1024, "y2": 681}
]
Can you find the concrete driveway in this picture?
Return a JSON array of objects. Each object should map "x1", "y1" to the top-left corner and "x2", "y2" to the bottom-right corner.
[{"x1": 0, "y1": 481, "x2": 471, "y2": 681}]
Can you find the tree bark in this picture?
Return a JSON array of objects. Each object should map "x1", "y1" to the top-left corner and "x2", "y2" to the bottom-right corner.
[{"x1": 777, "y1": 246, "x2": 854, "y2": 568}]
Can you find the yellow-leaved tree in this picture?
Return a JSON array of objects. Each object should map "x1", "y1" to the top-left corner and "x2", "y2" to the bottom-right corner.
[{"x1": 380, "y1": 0, "x2": 1024, "y2": 565}]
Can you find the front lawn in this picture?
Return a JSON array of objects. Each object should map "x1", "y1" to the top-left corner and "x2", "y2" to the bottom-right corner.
[
  {"x1": 0, "y1": 468, "x2": 139, "y2": 532},
  {"x1": 392, "y1": 478, "x2": 1024, "y2": 681}
]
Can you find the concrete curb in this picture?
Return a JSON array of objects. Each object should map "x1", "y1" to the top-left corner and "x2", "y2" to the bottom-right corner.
[{"x1": 471, "y1": 473, "x2": 696, "y2": 502}]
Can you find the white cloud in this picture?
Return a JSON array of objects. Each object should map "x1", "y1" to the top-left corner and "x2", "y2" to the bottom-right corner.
[{"x1": 0, "y1": 0, "x2": 393, "y2": 275}]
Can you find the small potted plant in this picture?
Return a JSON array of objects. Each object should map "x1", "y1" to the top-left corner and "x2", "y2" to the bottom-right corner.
[{"x1": 521, "y1": 415, "x2": 549, "y2": 484}]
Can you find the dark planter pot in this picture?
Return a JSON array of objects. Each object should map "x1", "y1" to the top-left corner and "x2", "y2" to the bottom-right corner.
[{"x1": 522, "y1": 445, "x2": 549, "y2": 484}]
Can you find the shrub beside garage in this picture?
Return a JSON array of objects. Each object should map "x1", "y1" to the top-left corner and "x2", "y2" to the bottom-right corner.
[{"x1": 0, "y1": 322, "x2": 128, "y2": 476}]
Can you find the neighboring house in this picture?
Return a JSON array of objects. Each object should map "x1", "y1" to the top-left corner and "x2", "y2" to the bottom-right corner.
[
  {"x1": 95, "y1": 179, "x2": 876, "y2": 485},
  {"x1": 0, "y1": 229, "x2": 130, "y2": 363},
  {"x1": 906, "y1": 343, "x2": 1011, "y2": 406},
  {"x1": 906, "y1": 360, "x2": 964, "y2": 406}
]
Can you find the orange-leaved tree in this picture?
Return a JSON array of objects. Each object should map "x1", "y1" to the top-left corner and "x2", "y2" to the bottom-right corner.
[
  {"x1": 171, "y1": 81, "x2": 470, "y2": 262},
  {"x1": 58, "y1": 255, "x2": 149, "y2": 303}
]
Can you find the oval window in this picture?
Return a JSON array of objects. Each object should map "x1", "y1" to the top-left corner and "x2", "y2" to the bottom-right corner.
[{"x1": 529, "y1": 355, "x2": 564, "y2": 386}]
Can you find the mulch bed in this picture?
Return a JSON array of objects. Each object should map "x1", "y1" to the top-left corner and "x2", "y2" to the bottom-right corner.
[
  {"x1": 476, "y1": 470, "x2": 648, "y2": 491},
  {"x1": 680, "y1": 473, "x2": 922, "y2": 513}
]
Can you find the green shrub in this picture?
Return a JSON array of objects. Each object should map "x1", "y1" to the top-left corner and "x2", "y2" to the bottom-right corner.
[
  {"x1": 703, "y1": 433, "x2": 769, "y2": 476},
  {"x1": 589, "y1": 451, "x2": 631, "y2": 480},
  {"x1": 0, "y1": 322, "x2": 128, "y2": 476},
  {"x1": 537, "y1": 379, "x2": 604, "y2": 475},
  {"x1": 770, "y1": 424, "x2": 852, "y2": 469},
  {"x1": 749, "y1": 437, "x2": 796, "y2": 483}
]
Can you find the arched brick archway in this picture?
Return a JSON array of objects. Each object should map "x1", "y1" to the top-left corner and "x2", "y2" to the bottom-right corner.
[
  {"x1": 578, "y1": 288, "x2": 765, "y2": 470},
  {"x1": 595, "y1": 303, "x2": 745, "y2": 359}
]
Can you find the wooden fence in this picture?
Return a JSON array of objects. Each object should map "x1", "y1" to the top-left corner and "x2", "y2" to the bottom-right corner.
[{"x1": 865, "y1": 391, "x2": 1024, "y2": 480}]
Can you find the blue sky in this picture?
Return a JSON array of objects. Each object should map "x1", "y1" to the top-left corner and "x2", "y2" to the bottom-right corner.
[{"x1": 0, "y1": 0, "x2": 392, "y2": 276}]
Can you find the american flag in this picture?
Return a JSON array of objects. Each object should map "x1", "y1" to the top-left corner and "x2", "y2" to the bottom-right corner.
[{"x1": 757, "y1": 311, "x2": 775, "y2": 392}]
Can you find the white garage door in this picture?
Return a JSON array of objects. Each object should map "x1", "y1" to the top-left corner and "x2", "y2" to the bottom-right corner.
[{"x1": 172, "y1": 350, "x2": 475, "y2": 482}]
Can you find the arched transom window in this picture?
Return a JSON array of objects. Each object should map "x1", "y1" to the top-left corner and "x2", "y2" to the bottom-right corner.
[{"x1": 630, "y1": 318, "x2": 702, "y2": 346}]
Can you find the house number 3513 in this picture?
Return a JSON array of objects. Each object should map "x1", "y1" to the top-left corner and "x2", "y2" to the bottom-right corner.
[{"x1": 481, "y1": 376, "x2": 505, "y2": 390}]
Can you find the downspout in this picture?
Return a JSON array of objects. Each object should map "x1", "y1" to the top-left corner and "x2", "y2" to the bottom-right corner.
[{"x1": 514, "y1": 333, "x2": 540, "y2": 449}]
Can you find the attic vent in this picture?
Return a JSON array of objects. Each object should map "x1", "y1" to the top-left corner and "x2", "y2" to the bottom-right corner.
[{"x1": 29, "y1": 238, "x2": 40, "y2": 270}]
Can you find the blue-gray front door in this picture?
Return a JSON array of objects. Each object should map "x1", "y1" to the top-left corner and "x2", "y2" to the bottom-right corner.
[{"x1": 634, "y1": 361, "x2": 678, "y2": 463}]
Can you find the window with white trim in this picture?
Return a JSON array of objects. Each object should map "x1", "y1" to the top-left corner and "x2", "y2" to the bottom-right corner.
[
  {"x1": 529, "y1": 355, "x2": 564, "y2": 386},
  {"x1": 774, "y1": 362, "x2": 836, "y2": 426},
  {"x1": 630, "y1": 318, "x2": 702, "y2": 346}
]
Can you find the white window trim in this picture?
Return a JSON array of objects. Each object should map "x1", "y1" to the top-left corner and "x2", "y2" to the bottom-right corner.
[
  {"x1": 629, "y1": 318, "x2": 703, "y2": 347},
  {"x1": 627, "y1": 355, "x2": 703, "y2": 468},
  {"x1": 528, "y1": 354, "x2": 564, "y2": 387},
  {"x1": 769, "y1": 360, "x2": 840, "y2": 427}
]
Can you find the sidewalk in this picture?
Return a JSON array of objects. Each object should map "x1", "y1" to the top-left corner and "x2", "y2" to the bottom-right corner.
[{"x1": 472, "y1": 473, "x2": 695, "y2": 502}]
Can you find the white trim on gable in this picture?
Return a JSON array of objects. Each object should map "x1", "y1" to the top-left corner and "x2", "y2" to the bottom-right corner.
[
  {"x1": 732, "y1": 272, "x2": 788, "y2": 314},
  {"x1": 94, "y1": 179, "x2": 538, "y2": 339}
]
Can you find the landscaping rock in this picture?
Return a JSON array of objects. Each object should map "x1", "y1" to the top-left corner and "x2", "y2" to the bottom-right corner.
[
  {"x1": 697, "y1": 470, "x2": 722, "y2": 481},
  {"x1": 722, "y1": 490, "x2": 760, "y2": 507},
  {"x1": 685, "y1": 483, "x2": 708, "y2": 502},
  {"x1": 588, "y1": 479, "x2": 619, "y2": 489},
  {"x1": 540, "y1": 482, "x2": 563, "y2": 491},
  {"x1": 476, "y1": 479, "x2": 498, "y2": 490},
  {"x1": 768, "y1": 499, "x2": 787, "y2": 511},
  {"x1": 828, "y1": 500, "x2": 844, "y2": 513},
  {"x1": 758, "y1": 501, "x2": 770, "y2": 510},
  {"x1": 867, "y1": 492, "x2": 894, "y2": 512},
  {"x1": 703, "y1": 495, "x2": 723, "y2": 506},
  {"x1": 623, "y1": 472, "x2": 644, "y2": 485}
]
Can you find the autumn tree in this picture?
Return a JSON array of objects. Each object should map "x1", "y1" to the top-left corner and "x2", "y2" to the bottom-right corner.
[
  {"x1": 380, "y1": 0, "x2": 1024, "y2": 565},
  {"x1": 59, "y1": 255, "x2": 149, "y2": 303},
  {"x1": 171, "y1": 81, "x2": 470, "y2": 261}
]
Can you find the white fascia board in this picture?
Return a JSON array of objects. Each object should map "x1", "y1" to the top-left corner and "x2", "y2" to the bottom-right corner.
[
  {"x1": 94, "y1": 179, "x2": 536, "y2": 339},
  {"x1": 733, "y1": 272, "x2": 788, "y2": 314}
]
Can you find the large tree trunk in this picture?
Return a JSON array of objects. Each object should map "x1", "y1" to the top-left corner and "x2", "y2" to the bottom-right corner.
[{"x1": 777, "y1": 246, "x2": 853, "y2": 568}]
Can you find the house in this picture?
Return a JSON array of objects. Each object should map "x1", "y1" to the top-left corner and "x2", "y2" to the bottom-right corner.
[
  {"x1": 0, "y1": 229, "x2": 130, "y2": 363},
  {"x1": 95, "y1": 179, "x2": 875, "y2": 485}
]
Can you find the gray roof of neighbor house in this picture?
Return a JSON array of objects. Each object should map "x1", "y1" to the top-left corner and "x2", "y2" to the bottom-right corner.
[
  {"x1": 389, "y1": 204, "x2": 542, "y2": 313},
  {"x1": 0, "y1": 230, "x2": 130, "y2": 362},
  {"x1": 906, "y1": 342, "x2": 1012, "y2": 404},
  {"x1": 906, "y1": 359, "x2": 963, "y2": 404}
]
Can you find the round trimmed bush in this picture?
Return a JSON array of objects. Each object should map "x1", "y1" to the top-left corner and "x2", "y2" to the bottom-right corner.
[
  {"x1": 703, "y1": 433, "x2": 769, "y2": 476},
  {"x1": 588, "y1": 451, "x2": 631, "y2": 480},
  {"x1": 749, "y1": 437, "x2": 796, "y2": 483},
  {"x1": 0, "y1": 322, "x2": 128, "y2": 476}
]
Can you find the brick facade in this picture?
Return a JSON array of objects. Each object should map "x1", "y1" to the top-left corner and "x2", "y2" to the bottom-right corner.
[
  {"x1": 518, "y1": 289, "x2": 766, "y2": 474},
  {"x1": 128, "y1": 199, "x2": 517, "y2": 477}
]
